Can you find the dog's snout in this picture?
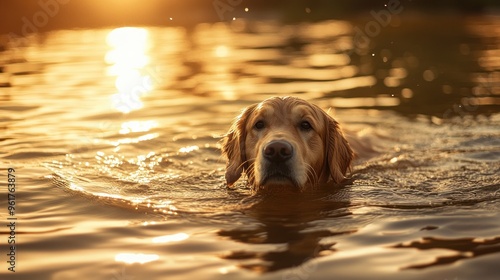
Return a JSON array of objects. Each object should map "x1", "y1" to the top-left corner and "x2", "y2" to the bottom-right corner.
[{"x1": 263, "y1": 140, "x2": 293, "y2": 162}]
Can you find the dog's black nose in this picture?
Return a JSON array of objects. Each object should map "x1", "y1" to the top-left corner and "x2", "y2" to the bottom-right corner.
[{"x1": 263, "y1": 140, "x2": 293, "y2": 162}]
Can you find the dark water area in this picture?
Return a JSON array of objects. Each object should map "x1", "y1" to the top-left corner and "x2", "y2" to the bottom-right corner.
[{"x1": 0, "y1": 8, "x2": 499, "y2": 280}]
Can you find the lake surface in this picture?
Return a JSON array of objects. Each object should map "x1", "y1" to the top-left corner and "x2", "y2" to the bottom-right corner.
[{"x1": 1, "y1": 15, "x2": 499, "y2": 280}]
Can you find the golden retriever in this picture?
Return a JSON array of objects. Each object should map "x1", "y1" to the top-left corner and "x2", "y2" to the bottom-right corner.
[{"x1": 222, "y1": 96, "x2": 353, "y2": 193}]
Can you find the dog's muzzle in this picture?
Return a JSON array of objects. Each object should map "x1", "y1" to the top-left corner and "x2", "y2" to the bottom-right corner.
[{"x1": 260, "y1": 140, "x2": 299, "y2": 188}]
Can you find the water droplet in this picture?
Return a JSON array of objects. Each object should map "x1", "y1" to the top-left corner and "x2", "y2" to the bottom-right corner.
[
  {"x1": 423, "y1": 69, "x2": 435, "y2": 81},
  {"x1": 401, "y1": 88, "x2": 413, "y2": 98}
]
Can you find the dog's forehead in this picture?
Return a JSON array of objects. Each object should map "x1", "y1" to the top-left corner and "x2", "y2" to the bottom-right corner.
[
  {"x1": 257, "y1": 98, "x2": 316, "y2": 115},
  {"x1": 291, "y1": 104, "x2": 317, "y2": 117},
  {"x1": 255, "y1": 101, "x2": 275, "y2": 116},
  {"x1": 253, "y1": 98, "x2": 325, "y2": 123}
]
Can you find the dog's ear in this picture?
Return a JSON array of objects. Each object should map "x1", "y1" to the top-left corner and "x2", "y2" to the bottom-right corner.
[
  {"x1": 221, "y1": 105, "x2": 256, "y2": 186},
  {"x1": 324, "y1": 114, "x2": 354, "y2": 184}
]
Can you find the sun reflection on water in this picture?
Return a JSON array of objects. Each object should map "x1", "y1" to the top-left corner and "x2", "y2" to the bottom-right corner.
[
  {"x1": 214, "y1": 45, "x2": 230, "y2": 58},
  {"x1": 119, "y1": 120, "x2": 158, "y2": 134},
  {"x1": 106, "y1": 27, "x2": 153, "y2": 113},
  {"x1": 152, "y1": 233, "x2": 189, "y2": 244},
  {"x1": 114, "y1": 253, "x2": 159, "y2": 264}
]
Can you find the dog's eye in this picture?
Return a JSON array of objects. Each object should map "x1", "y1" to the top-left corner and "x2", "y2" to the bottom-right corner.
[
  {"x1": 254, "y1": 120, "x2": 265, "y2": 130},
  {"x1": 300, "y1": 121, "x2": 313, "y2": 131}
]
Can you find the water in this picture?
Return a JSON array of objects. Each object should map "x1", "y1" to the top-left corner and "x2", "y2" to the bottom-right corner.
[{"x1": 1, "y1": 16, "x2": 499, "y2": 280}]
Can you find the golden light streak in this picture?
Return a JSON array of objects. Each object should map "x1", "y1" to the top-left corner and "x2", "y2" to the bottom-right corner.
[
  {"x1": 105, "y1": 27, "x2": 152, "y2": 113},
  {"x1": 114, "y1": 253, "x2": 159, "y2": 264},
  {"x1": 152, "y1": 233, "x2": 189, "y2": 244}
]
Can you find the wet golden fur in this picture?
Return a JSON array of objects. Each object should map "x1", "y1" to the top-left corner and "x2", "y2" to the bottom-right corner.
[{"x1": 222, "y1": 96, "x2": 353, "y2": 193}]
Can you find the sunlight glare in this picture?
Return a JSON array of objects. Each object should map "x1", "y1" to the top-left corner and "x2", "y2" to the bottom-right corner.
[
  {"x1": 114, "y1": 253, "x2": 159, "y2": 264},
  {"x1": 105, "y1": 51, "x2": 149, "y2": 69},
  {"x1": 152, "y1": 233, "x2": 190, "y2": 244},
  {"x1": 215, "y1": 45, "x2": 230, "y2": 58},
  {"x1": 110, "y1": 133, "x2": 159, "y2": 146},
  {"x1": 119, "y1": 120, "x2": 158, "y2": 134},
  {"x1": 219, "y1": 265, "x2": 238, "y2": 274},
  {"x1": 69, "y1": 182, "x2": 85, "y2": 192},
  {"x1": 179, "y1": 145, "x2": 199, "y2": 153},
  {"x1": 106, "y1": 27, "x2": 149, "y2": 69},
  {"x1": 106, "y1": 27, "x2": 153, "y2": 113},
  {"x1": 114, "y1": 69, "x2": 148, "y2": 92},
  {"x1": 107, "y1": 27, "x2": 148, "y2": 49}
]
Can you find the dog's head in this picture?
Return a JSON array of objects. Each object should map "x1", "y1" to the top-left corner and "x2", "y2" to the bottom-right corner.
[{"x1": 222, "y1": 96, "x2": 353, "y2": 193}]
